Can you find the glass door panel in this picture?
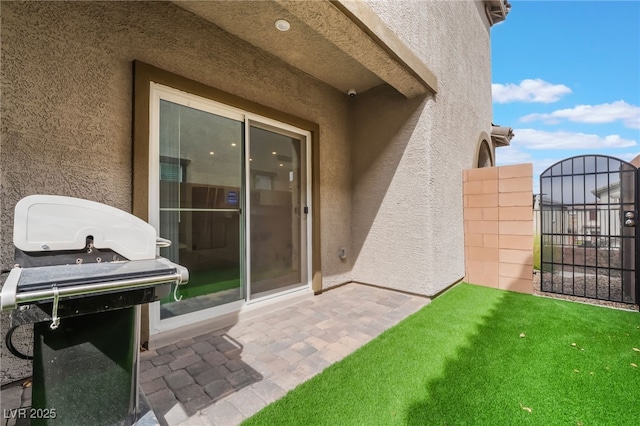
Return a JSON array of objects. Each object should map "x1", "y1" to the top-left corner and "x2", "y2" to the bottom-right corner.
[
  {"x1": 248, "y1": 124, "x2": 304, "y2": 298},
  {"x1": 158, "y1": 99, "x2": 244, "y2": 319}
]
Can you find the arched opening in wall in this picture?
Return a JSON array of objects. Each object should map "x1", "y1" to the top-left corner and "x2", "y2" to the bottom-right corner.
[{"x1": 477, "y1": 140, "x2": 493, "y2": 168}]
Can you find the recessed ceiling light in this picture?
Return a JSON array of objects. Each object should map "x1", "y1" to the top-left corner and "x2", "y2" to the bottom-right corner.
[
  {"x1": 249, "y1": 158, "x2": 253, "y2": 161},
  {"x1": 231, "y1": 143, "x2": 236, "y2": 147},
  {"x1": 275, "y1": 19, "x2": 290, "y2": 32},
  {"x1": 209, "y1": 151, "x2": 214, "y2": 155},
  {"x1": 272, "y1": 151, "x2": 277, "y2": 155},
  {"x1": 279, "y1": 163, "x2": 284, "y2": 167}
]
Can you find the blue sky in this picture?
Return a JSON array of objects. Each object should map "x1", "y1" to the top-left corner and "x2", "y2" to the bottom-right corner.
[{"x1": 491, "y1": 0, "x2": 640, "y2": 192}]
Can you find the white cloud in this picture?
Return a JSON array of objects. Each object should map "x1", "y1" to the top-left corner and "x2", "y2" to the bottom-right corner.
[
  {"x1": 494, "y1": 148, "x2": 633, "y2": 194},
  {"x1": 495, "y1": 147, "x2": 558, "y2": 194},
  {"x1": 492, "y1": 79, "x2": 572, "y2": 104},
  {"x1": 494, "y1": 146, "x2": 532, "y2": 165},
  {"x1": 520, "y1": 101, "x2": 640, "y2": 129},
  {"x1": 495, "y1": 147, "x2": 557, "y2": 176},
  {"x1": 510, "y1": 128, "x2": 637, "y2": 150},
  {"x1": 618, "y1": 152, "x2": 640, "y2": 162},
  {"x1": 533, "y1": 159, "x2": 559, "y2": 175}
]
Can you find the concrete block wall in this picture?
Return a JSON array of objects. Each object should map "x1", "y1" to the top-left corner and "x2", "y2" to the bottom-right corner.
[{"x1": 463, "y1": 164, "x2": 534, "y2": 293}]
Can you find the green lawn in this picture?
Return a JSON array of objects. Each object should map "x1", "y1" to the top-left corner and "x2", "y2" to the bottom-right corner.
[{"x1": 244, "y1": 283, "x2": 640, "y2": 425}]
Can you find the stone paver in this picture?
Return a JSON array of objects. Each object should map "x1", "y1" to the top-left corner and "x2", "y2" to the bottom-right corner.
[
  {"x1": 147, "y1": 388, "x2": 180, "y2": 418},
  {"x1": 202, "y1": 401, "x2": 244, "y2": 426},
  {"x1": 191, "y1": 341, "x2": 216, "y2": 355},
  {"x1": 203, "y1": 380, "x2": 235, "y2": 401},
  {"x1": 140, "y1": 365, "x2": 171, "y2": 384},
  {"x1": 169, "y1": 283, "x2": 429, "y2": 424},
  {"x1": 163, "y1": 402, "x2": 189, "y2": 426},
  {"x1": 151, "y1": 353, "x2": 176, "y2": 366},
  {"x1": 142, "y1": 377, "x2": 169, "y2": 395},
  {"x1": 225, "y1": 388, "x2": 266, "y2": 418},
  {"x1": 169, "y1": 354, "x2": 201, "y2": 371},
  {"x1": 249, "y1": 379, "x2": 286, "y2": 405},
  {"x1": 174, "y1": 384, "x2": 207, "y2": 404},
  {"x1": 185, "y1": 361, "x2": 210, "y2": 377},
  {"x1": 157, "y1": 344, "x2": 178, "y2": 355},
  {"x1": 1, "y1": 383, "x2": 25, "y2": 426},
  {"x1": 202, "y1": 351, "x2": 227, "y2": 368},
  {"x1": 178, "y1": 413, "x2": 214, "y2": 426},
  {"x1": 0, "y1": 283, "x2": 428, "y2": 426},
  {"x1": 176, "y1": 339, "x2": 196, "y2": 349},
  {"x1": 194, "y1": 367, "x2": 229, "y2": 387},
  {"x1": 164, "y1": 370, "x2": 195, "y2": 392}
]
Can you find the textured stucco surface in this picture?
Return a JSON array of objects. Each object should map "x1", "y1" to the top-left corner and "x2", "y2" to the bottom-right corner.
[
  {"x1": 351, "y1": 0, "x2": 493, "y2": 295},
  {"x1": 176, "y1": 0, "x2": 434, "y2": 97},
  {"x1": 0, "y1": 0, "x2": 352, "y2": 384},
  {"x1": 1, "y1": 0, "x2": 497, "y2": 382}
]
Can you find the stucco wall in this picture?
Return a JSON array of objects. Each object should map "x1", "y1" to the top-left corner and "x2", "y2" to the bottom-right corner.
[
  {"x1": 0, "y1": 1, "x2": 353, "y2": 282},
  {"x1": 351, "y1": 1, "x2": 494, "y2": 295},
  {"x1": 1, "y1": 0, "x2": 499, "y2": 383},
  {"x1": 0, "y1": 0, "x2": 352, "y2": 383}
]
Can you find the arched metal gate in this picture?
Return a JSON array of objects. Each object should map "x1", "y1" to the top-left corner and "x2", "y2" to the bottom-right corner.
[{"x1": 539, "y1": 155, "x2": 638, "y2": 304}]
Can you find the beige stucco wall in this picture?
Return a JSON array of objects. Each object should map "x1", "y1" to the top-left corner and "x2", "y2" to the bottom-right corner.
[
  {"x1": 0, "y1": 0, "x2": 356, "y2": 284},
  {"x1": 0, "y1": 0, "x2": 353, "y2": 383},
  {"x1": 350, "y1": 1, "x2": 494, "y2": 295},
  {"x1": 1, "y1": 0, "x2": 498, "y2": 382}
]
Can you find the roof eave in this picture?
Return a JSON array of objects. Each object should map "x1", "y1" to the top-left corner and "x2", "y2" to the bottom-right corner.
[
  {"x1": 491, "y1": 125, "x2": 514, "y2": 147},
  {"x1": 485, "y1": 0, "x2": 511, "y2": 26}
]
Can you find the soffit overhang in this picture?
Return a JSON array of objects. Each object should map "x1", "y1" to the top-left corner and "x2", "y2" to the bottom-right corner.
[{"x1": 173, "y1": 0, "x2": 437, "y2": 98}]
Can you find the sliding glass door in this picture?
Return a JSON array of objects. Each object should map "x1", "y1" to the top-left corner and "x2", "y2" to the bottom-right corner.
[
  {"x1": 248, "y1": 124, "x2": 305, "y2": 299},
  {"x1": 156, "y1": 98, "x2": 245, "y2": 319},
  {"x1": 149, "y1": 84, "x2": 310, "y2": 331}
]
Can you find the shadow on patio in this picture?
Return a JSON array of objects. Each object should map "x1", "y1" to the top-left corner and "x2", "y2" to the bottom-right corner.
[{"x1": 146, "y1": 283, "x2": 429, "y2": 425}]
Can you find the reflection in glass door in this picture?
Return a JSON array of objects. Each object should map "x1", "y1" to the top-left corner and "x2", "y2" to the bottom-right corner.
[
  {"x1": 150, "y1": 85, "x2": 310, "y2": 330},
  {"x1": 248, "y1": 124, "x2": 306, "y2": 299},
  {"x1": 158, "y1": 99, "x2": 244, "y2": 319}
]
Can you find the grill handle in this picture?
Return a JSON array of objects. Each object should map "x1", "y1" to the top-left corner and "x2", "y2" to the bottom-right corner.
[{"x1": 0, "y1": 268, "x2": 186, "y2": 311}]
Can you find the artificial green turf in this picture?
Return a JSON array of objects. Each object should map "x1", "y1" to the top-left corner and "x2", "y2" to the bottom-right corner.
[
  {"x1": 161, "y1": 268, "x2": 240, "y2": 303},
  {"x1": 177, "y1": 267, "x2": 240, "y2": 299},
  {"x1": 161, "y1": 266, "x2": 298, "y2": 303},
  {"x1": 244, "y1": 283, "x2": 640, "y2": 425}
]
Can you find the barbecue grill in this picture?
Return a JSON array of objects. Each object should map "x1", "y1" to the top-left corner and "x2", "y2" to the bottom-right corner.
[{"x1": 0, "y1": 195, "x2": 189, "y2": 425}]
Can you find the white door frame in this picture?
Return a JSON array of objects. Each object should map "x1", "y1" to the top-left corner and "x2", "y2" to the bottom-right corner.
[{"x1": 147, "y1": 83, "x2": 312, "y2": 335}]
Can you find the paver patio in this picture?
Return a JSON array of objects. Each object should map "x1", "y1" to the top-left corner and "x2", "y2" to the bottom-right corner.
[
  {"x1": 0, "y1": 283, "x2": 428, "y2": 426},
  {"x1": 143, "y1": 283, "x2": 430, "y2": 425}
]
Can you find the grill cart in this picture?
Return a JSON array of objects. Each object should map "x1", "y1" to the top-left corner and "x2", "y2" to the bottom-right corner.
[{"x1": 1, "y1": 195, "x2": 188, "y2": 425}]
